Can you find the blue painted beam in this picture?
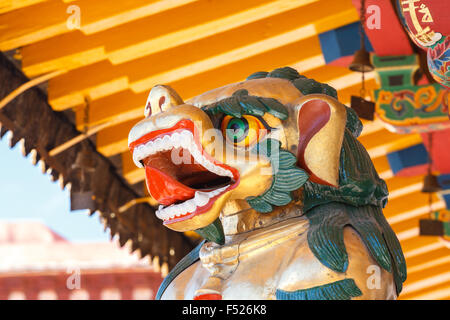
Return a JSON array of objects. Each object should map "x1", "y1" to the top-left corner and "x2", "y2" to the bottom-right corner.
[
  {"x1": 319, "y1": 22, "x2": 374, "y2": 66},
  {"x1": 387, "y1": 143, "x2": 429, "y2": 176}
]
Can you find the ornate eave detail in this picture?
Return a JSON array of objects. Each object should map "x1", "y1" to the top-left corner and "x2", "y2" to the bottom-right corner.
[{"x1": 0, "y1": 52, "x2": 194, "y2": 268}]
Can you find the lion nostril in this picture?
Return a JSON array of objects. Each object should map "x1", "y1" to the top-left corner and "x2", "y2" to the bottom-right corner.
[
  {"x1": 145, "y1": 102, "x2": 152, "y2": 117},
  {"x1": 159, "y1": 96, "x2": 166, "y2": 108}
]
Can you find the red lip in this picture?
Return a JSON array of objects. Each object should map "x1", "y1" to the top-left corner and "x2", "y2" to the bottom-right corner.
[{"x1": 129, "y1": 119, "x2": 240, "y2": 223}]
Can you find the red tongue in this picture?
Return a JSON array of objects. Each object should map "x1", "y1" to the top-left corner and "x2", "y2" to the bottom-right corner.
[{"x1": 145, "y1": 166, "x2": 196, "y2": 206}]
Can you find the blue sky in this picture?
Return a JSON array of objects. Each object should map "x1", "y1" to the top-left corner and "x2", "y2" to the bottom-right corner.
[{"x1": 0, "y1": 133, "x2": 110, "y2": 242}]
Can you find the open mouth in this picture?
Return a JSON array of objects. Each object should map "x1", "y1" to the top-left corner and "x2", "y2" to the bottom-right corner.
[{"x1": 129, "y1": 120, "x2": 239, "y2": 225}]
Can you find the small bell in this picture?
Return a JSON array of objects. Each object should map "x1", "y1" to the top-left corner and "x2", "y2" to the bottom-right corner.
[
  {"x1": 70, "y1": 144, "x2": 96, "y2": 211},
  {"x1": 351, "y1": 95, "x2": 375, "y2": 120},
  {"x1": 72, "y1": 144, "x2": 96, "y2": 172},
  {"x1": 349, "y1": 48, "x2": 374, "y2": 73},
  {"x1": 421, "y1": 173, "x2": 442, "y2": 193}
]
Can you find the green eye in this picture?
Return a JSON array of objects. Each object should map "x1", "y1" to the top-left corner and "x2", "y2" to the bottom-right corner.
[
  {"x1": 224, "y1": 117, "x2": 249, "y2": 143},
  {"x1": 220, "y1": 115, "x2": 266, "y2": 147}
]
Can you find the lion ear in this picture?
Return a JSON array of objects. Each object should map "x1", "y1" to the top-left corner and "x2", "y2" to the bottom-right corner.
[
  {"x1": 294, "y1": 95, "x2": 347, "y2": 187},
  {"x1": 144, "y1": 85, "x2": 184, "y2": 117}
]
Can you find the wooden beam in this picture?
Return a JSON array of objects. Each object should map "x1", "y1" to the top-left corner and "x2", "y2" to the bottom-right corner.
[
  {"x1": 359, "y1": 130, "x2": 423, "y2": 159},
  {"x1": 21, "y1": 0, "x2": 333, "y2": 77},
  {"x1": 391, "y1": 216, "x2": 426, "y2": 238},
  {"x1": 396, "y1": 227, "x2": 419, "y2": 242},
  {"x1": 0, "y1": 0, "x2": 47, "y2": 14},
  {"x1": 386, "y1": 175, "x2": 423, "y2": 200},
  {"x1": 401, "y1": 271, "x2": 450, "y2": 297},
  {"x1": 48, "y1": 4, "x2": 358, "y2": 111},
  {"x1": 406, "y1": 247, "x2": 450, "y2": 271},
  {"x1": 96, "y1": 119, "x2": 135, "y2": 156},
  {"x1": 403, "y1": 237, "x2": 446, "y2": 259},
  {"x1": 77, "y1": 0, "x2": 200, "y2": 35},
  {"x1": 0, "y1": 1, "x2": 68, "y2": 50},
  {"x1": 386, "y1": 198, "x2": 445, "y2": 225},
  {"x1": 401, "y1": 283, "x2": 450, "y2": 300},
  {"x1": 51, "y1": 34, "x2": 320, "y2": 111},
  {"x1": 0, "y1": 0, "x2": 201, "y2": 51},
  {"x1": 383, "y1": 192, "x2": 442, "y2": 233},
  {"x1": 404, "y1": 262, "x2": 450, "y2": 288},
  {"x1": 372, "y1": 156, "x2": 392, "y2": 179},
  {"x1": 122, "y1": 150, "x2": 144, "y2": 185},
  {"x1": 407, "y1": 255, "x2": 450, "y2": 275},
  {"x1": 360, "y1": 118, "x2": 384, "y2": 137}
]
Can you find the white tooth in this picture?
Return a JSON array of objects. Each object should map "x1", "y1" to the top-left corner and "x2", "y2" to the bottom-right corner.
[
  {"x1": 134, "y1": 146, "x2": 143, "y2": 159},
  {"x1": 133, "y1": 153, "x2": 144, "y2": 168},
  {"x1": 171, "y1": 132, "x2": 181, "y2": 148},
  {"x1": 211, "y1": 165, "x2": 222, "y2": 175},
  {"x1": 148, "y1": 141, "x2": 157, "y2": 154},
  {"x1": 190, "y1": 150, "x2": 201, "y2": 164},
  {"x1": 162, "y1": 135, "x2": 171, "y2": 149},
  {"x1": 156, "y1": 208, "x2": 164, "y2": 220},
  {"x1": 138, "y1": 144, "x2": 146, "y2": 157},
  {"x1": 210, "y1": 186, "x2": 228, "y2": 197},
  {"x1": 180, "y1": 138, "x2": 191, "y2": 149},
  {"x1": 186, "y1": 199, "x2": 197, "y2": 212},
  {"x1": 205, "y1": 162, "x2": 215, "y2": 172},
  {"x1": 154, "y1": 138, "x2": 163, "y2": 151},
  {"x1": 180, "y1": 131, "x2": 193, "y2": 147},
  {"x1": 194, "y1": 192, "x2": 209, "y2": 206},
  {"x1": 181, "y1": 130, "x2": 193, "y2": 140},
  {"x1": 168, "y1": 205, "x2": 179, "y2": 217},
  {"x1": 192, "y1": 150, "x2": 204, "y2": 165}
]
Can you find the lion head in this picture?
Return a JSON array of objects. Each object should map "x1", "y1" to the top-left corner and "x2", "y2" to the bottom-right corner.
[
  {"x1": 128, "y1": 67, "x2": 349, "y2": 232},
  {"x1": 128, "y1": 67, "x2": 407, "y2": 295}
]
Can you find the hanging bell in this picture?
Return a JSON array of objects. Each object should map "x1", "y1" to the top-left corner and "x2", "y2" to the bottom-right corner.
[
  {"x1": 351, "y1": 95, "x2": 375, "y2": 120},
  {"x1": 70, "y1": 144, "x2": 96, "y2": 211},
  {"x1": 349, "y1": 48, "x2": 374, "y2": 73},
  {"x1": 421, "y1": 173, "x2": 442, "y2": 193},
  {"x1": 72, "y1": 144, "x2": 96, "y2": 172}
]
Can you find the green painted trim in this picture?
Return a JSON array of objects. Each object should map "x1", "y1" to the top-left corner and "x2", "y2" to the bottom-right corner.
[
  {"x1": 276, "y1": 278, "x2": 362, "y2": 300},
  {"x1": 155, "y1": 240, "x2": 205, "y2": 300},
  {"x1": 444, "y1": 222, "x2": 450, "y2": 237},
  {"x1": 302, "y1": 112, "x2": 405, "y2": 294},
  {"x1": 303, "y1": 129, "x2": 389, "y2": 211},
  {"x1": 371, "y1": 54, "x2": 417, "y2": 69},
  {"x1": 247, "y1": 67, "x2": 338, "y2": 99},
  {"x1": 305, "y1": 202, "x2": 407, "y2": 295},
  {"x1": 346, "y1": 106, "x2": 363, "y2": 138},
  {"x1": 246, "y1": 138, "x2": 309, "y2": 213},
  {"x1": 194, "y1": 218, "x2": 225, "y2": 245}
]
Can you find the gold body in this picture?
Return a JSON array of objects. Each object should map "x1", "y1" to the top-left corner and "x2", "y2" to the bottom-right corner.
[{"x1": 162, "y1": 206, "x2": 397, "y2": 300}]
